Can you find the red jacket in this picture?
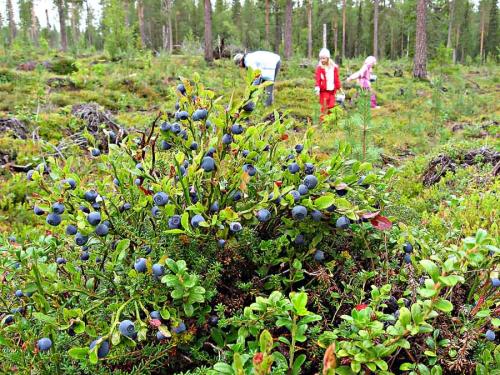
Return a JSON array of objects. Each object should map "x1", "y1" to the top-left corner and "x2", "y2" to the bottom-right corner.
[{"x1": 315, "y1": 64, "x2": 341, "y2": 92}]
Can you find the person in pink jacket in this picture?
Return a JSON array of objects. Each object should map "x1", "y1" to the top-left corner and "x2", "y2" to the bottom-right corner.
[{"x1": 346, "y1": 56, "x2": 379, "y2": 108}]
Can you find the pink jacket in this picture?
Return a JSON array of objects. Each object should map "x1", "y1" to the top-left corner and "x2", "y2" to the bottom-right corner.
[{"x1": 347, "y1": 56, "x2": 376, "y2": 89}]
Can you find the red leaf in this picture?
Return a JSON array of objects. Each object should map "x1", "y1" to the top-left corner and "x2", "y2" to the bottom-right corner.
[
  {"x1": 370, "y1": 215, "x2": 392, "y2": 231},
  {"x1": 139, "y1": 186, "x2": 153, "y2": 196},
  {"x1": 361, "y1": 211, "x2": 380, "y2": 219},
  {"x1": 274, "y1": 181, "x2": 282, "y2": 187},
  {"x1": 355, "y1": 303, "x2": 368, "y2": 311}
]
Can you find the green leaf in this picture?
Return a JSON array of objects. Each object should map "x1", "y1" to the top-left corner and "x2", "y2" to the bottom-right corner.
[
  {"x1": 33, "y1": 312, "x2": 57, "y2": 325},
  {"x1": 89, "y1": 349, "x2": 98, "y2": 364},
  {"x1": 259, "y1": 330, "x2": 273, "y2": 353},
  {"x1": 418, "y1": 287, "x2": 437, "y2": 298},
  {"x1": 213, "y1": 363, "x2": 233, "y2": 374},
  {"x1": 375, "y1": 360, "x2": 388, "y2": 371},
  {"x1": 438, "y1": 275, "x2": 464, "y2": 287},
  {"x1": 115, "y1": 239, "x2": 130, "y2": 262},
  {"x1": 420, "y1": 260, "x2": 440, "y2": 282},
  {"x1": 399, "y1": 307, "x2": 411, "y2": 327},
  {"x1": 68, "y1": 347, "x2": 88, "y2": 360},
  {"x1": 181, "y1": 212, "x2": 189, "y2": 231},
  {"x1": 291, "y1": 292, "x2": 308, "y2": 315},
  {"x1": 183, "y1": 303, "x2": 194, "y2": 317},
  {"x1": 292, "y1": 354, "x2": 306, "y2": 375},
  {"x1": 314, "y1": 194, "x2": 336, "y2": 210},
  {"x1": 434, "y1": 299, "x2": 453, "y2": 313}
]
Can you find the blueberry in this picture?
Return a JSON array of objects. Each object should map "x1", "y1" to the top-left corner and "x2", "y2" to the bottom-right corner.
[
  {"x1": 242, "y1": 101, "x2": 255, "y2": 112},
  {"x1": 291, "y1": 206, "x2": 307, "y2": 220},
  {"x1": 229, "y1": 222, "x2": 242, "y2": 232},
  {"x1": 210, "y1": 201, "x2": 220, "y2": 213},
  {"x1": 80, "y1": 205, "x2": 90, "y2": 214},
  {"x1": 217, "y1": 239, "x2": 226, "y2": 248},
  {"x1": 304, "y1": 175, "x2": 318, "y2": 189},
  {"x1": 121, "y1": 203, "x2": 132, "y2": 211},
  {"x1": 63, "y1": 178, "x2": 76, "y2": 189},
  {"x1": 150, "y1": 311, "x2": 161, "y2": 320},
  {"x1": 177, "y1": 84, "x2": 186, "y2": 95},
  {"x1": 168, "y1": 215, "x2": 181, "y2": 229},
  {"x1": 37, "y1": 338, "x2": 52, "y2": 351},
  {"x1": 295, "y1": 144, "x2": 304, "y2": 153},
  {"x1": 118, "y1": 320, "x2": 136, "y2": 337},
  {"x1": 288, "y1": 163, "x2": 300, "y2": 174},
  {"x1": 89, "y1": 338, "x2": 110, "y2": 358},
  {"x1": 256, "y1": 209, "x2": 271, "y2": 222},
  {"x1": 190, "y1": 142, "x2": 198, "y2": 150},
  {"x1": 84, "y1": 190, "x2": 98, "y2": 202},
  {"x1": 46, "y1": 213, "x2": 62, "y2": 226},
  {"x1": 357, "y1": 176, "x2": 369, "y2": 188},
  {"x1": 134, "y1": 258, "x2": 147, "y2": 273},
  {"x1": 172, "y1": 322, "x2": 186, "y2": 334},
  {"x1": 206, "y1": 147, "x2": 216, "y2": 157},
  {"x1": 91, "y1": 148, "x2": 101, "y2": 157},
  {"x1": 75, "y1": 233, "x2": 89, "y2": 246},
  {"x1": 160, "y1": 122, "x2": 171, "y2": 132},
  {"x1": 485, "y1": 330, "x2": 496, "y2": 341},
  {"x1": 269, "y1": 193, "x2": 282, "y2": 204},
  {"x1": 152, "y1": 264, "x2": 165, "y2": 277},
  {"x1": 335, "y1": 186, "x2": 348, "y2": 196},
  {"x1": 113, "y1": 178, "x2": 120, "y2": 186},
  {"x1": 336, "y1": 216, "x2": 350, "y2": 229},
  {"x1": 108, "y1": 130, "x2": 117, "y2": 143},
  {"x1": 151, "y1": 206, "x2": 160, "y2": 218},
  {"x1": 15, "y1": 290, "x2": 23, "y2": 298},
  {"x1": 157, "y1": 331, "x2": 168, "y2": 340},
  {"x1": 160, "y1": 140, "x2": 172, "y2": 151},
  {"x1": 92, "y1": 202, "x2": 101, "y2": 210},
  {"x1": 11, "y1": 307, "x2": 24, "y2": 314},
  {"x1": 201, "y1": 156, "x2": 216, "y2": 172},
  {"x1": 153, "y1": 192, "x2": 169, "y2": 206},
  {"x1": 4, "y1": 315, "x2": 14, "y2": 324},
  {"x1": 63, "y1": 224, "x2": 77, "y2": 236},
  {"x1": 263, "y1": 144, "x2": 270, "y2": 152},
  {"x1": 177, "y1": 111, "x2": 189, "y2": 121},
  {"x1": 143, "y1": 246, "x2": 152, "y2": 255},
  {"x1": 403, "y1": 254, "x2": 412, "y2": 264},
  {"x1": 327, "y1": 204, "x2": 337, "y2": 213},
  {"x1": 136, "y1": 163, "x2": 143, "y2": 171},
  {"x1": 192, "y1": 109, "x2": 208, "y2": 121},
  {"x1": 52, "y1": 202, "x2": 65, "y2": 214},
  {"x1": 314, "y1": 250, "x2": 325, "y2": 262},
  {"x1": 179, "y1": 166, "x2": 186, "y2": 176},
  {"x1": 294, "y1": 234, "x2": 305, "y2": 245},
  {"x1": 298, "y1": 184, "x2": 309, "y2": 196},
  {"x1": 403, "y1": 243, "x2": 413, "y2": 254},
  {"x1": 290, "y1": 190, "x2": 301, "y2": 202},
  {"x1": 222, "y1": 133, "x2": 233, "y2": 144},
  {"x1": 134, "y1": 178, "x2": 142, "y2": 186},
  {"x1": 56, "y1": 257, "x2": 67, "y2": 265},
  {"x1": 95, "y1": 224, "x2": 109, "y2": 237},
  {"x1": 27, "y1": 169, "x2": 35, "y2": 181},
  {"x1": 304, "y1": 163, "x2": 315, "y2": 175},
  {"x1": 311, "y1": 210, "x2": 323, "y2": 222},
  {"x1": 80, "y1": 251, "x2": 90, "y2": 261},
  {"x1": 243, "y1": 164, "x2": 256, "y2": 176},
  {"x1": 171, "y1": 123, "x2": 181, "y2": 134},
  {"x1": 191, "y1": 214, "x2": 205, "y2": 228},
  {"x1": 87, "y1": 211, "x2": 101, "y2": 226},
  {"x1": 491, "y1": 278, "x2": 500, "y2": 288},
  {"x1": 208, "y1": 315, "x2": 219, "y2": 326},
  {"x1": 231, "y1": 124, "x2": 244, "y2": 135},
  {"x1": 231, "y1": 191, "x2": 242, "y2": 201},
  {"x1": 33, "y1": 206, "x2": 45, "y2": 216}
]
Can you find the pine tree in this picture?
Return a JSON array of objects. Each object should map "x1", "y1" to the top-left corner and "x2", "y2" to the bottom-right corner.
[
  {"x1": 204, "y1": 0, "x2": 213, "y2": 61},
  {"x1": 485, "y1": 0, "x2": 498, "y2": 61},
  {"x1": 413, "y1": 0, "x2": 427, "y2": 78},
  {"x1": 6, "y1": 0, "x2": 16, "y2": 44},
  {"x1": 283, "y1": 0, "x2": 293, "y2": 58},
  {"x1": 54, "y1": 0, "x2": 68, "y2": 51}
]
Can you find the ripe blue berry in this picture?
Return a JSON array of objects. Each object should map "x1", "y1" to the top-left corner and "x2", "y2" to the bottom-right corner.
[
  {"x1": 134, "y1": 258, "x2": 147, "y2": 273},
  {"x1": 84, "y1": 190, "x2": 98, "y2": 202},
  {"x1": 63, "y1": 178, "x2": 76, "y2": 189},
  {"x1": 89, "y1": 338, "x2": 110, "y2": 358},
  {"x1": 403, "y1": 254, "x2": 412, "y2": 264},
  {"x1": 232, "y1": 191, "x2": 242, "y2": 201},
  {"x1": 201, "y1": 157, "x2": 215, "y2": 172},
  {"x1": 314, "y1": 250, "x2": 325, "y2": 262},
  {"x1": 153, "y1": 192, "x2": 169, "y2": 206},
  {"x1": 298, "y1": 184, "x2": 309, "y2": 195},
  {"x1": 177, "y1": 84, "x2": 186, "y2": 95},
  {"x1": 160, "y1": 140, "x2": 172, "y2": 150},
  {"x1": 119, "y1": 320, "x2": 136, "y2": 337},
  {"x1": 256, "y1": 209, "x2": 271, "y2": 222},
  {"x1": 243, "y1": 101, "x2": 255, "y2": 112},
  {"x1": 485, "y1": 330, "x2": 496, "y2": 341},
  {"x1": 229, "y1": 222, "x2": 242, "y2": 232},
  {"x1": 91, "y1": 148, "x2": 101, "y2": 157},
  {"x1": 403, "y1": 243, "x2": 413, "y2": 253},
  {"x1": 491, "y1": 278, "x2": 500, "y2": 288},
  {"x1": 304, "y1": 175, "x2": 318, "y2": 189},
  {"x1": 80, "y1": 252, "x2": 90, "y2": 261},
  {"x1": 288, "y1": 163, "x2": 300, "y2": 174},
  {"x1": 231, "y1": 124, "x2": 244, "y2": 135},
  {"x1": 152, "y1": 264, "x2": 165, "y2": 277},
  {"x1": 304, "y1": 163, "x2": 315, "y2": 175},
  {"x1": 46, "y1": 213, "x2": 62, "y2": 226},
  {"x1": 191, "y1": 214, "x2": 205, "y2": 228},
  {"x1": 291, "y1": 206, "x2": 307, "y2": 220},
  {"x1": 15, "y1": 290, "x2": 23, "y2": 298},
  {"x1": 190, "y1": 142, "x2": 198, "y2": 150},
  {"x1": 95, "y1": 223, "x2": 109, "y2": 237},
  {"x1": 172, "y1": 322, "x2": 186, "y2": 334},
  {"x1": 217, "y1": 239, "x2": 226, "y2": 248},
  {"x1": 290, "y1": 190, "x2": 301, "y2": 202},
  {"x1": 336, "y1": 216, "x2": 350, "y2": 229},
  {"x1": 56, "y1": 257, "x2": 67, "y2": 265},
  {"x1": 150, "y1": 311, "x2": 161, "y2": 320},
  {"x1": 87, "y1": 211, "x2": 101, "y2": 226},
  {"x1": 210, "y1": 201, "x2": 220, "y2": 213},
  {"x1": 243, "y1": 164, "x2": 256, "y2": 176},
  {"x1": 168, "y1": 215, "x2": 181, "y2": 229},
  {"x1": 222, "y1": 133, "x2": 233, "y2": 144},
  {"x1": 192, "y1": 109, "x2": 208, "y2": 121},
  {"x1": 34, "y1": 206, "x2": 45, "y2": 216},
  {"x1": 75, "y1": 233, "x2": 89, "y2": 246},
  {"x1": 37, "y1": 338, "x2": 52, "y2": 351},
  {"x1": 295, "y1": 144, "x2": 304, "y2": 153},
  {"x1": 311, "y1": 210, "x2": 323, "y2": 222},
  {"x1": 151, "y1": 206, "x2": 160, "y2": 218},
  {"x1": 160, "y1": 122, "x2": 171, "y2": 132}
]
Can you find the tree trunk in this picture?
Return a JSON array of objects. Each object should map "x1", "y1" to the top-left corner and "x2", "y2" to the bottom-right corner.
[
  {"x1": 479, "y1": 5, "x2": 485, "y2": 63},
  {"x1": 70, "y1": 4, "x2": 79, "y2": 47},
  {"x1": 307, "y1": 0, "x2": 312, "y2": 60},
  {"x1": 355, "y1": 0, "x2": 362, "y2": 56},
  {"x1": 7, "y1": 0, "x2": 16, "y2": 43},
  {"x1": 413, "y1": 0, "x2": 427, "y2": 78},
  {"x1": 373, "y1": 0, "x2": 379, "y2": 59},
  {"x1": 56, "y1": 0, "x2": 67, "y2": 51},
  {"x1": 274, "y1": 2, "x2": 281, "y2": 53},
  {"x1": 284, "y1": 0, "x2": 293, "y2": 59},
  {"x1": 446, "y1": 0, "x2": 455, "y2": 48},
  {"x1": 31, "y1": 4, "x2": 39, "y2": 45},
  {"x1": 265, "y1": 0, "x2": 270, "y2": 42},
  {"x1": 137, "y1": 0, "x2": 146, "y2": 48},
  {"x1": 204, "y1": 0, "x2": 213, "y2": 62},
  {"x1": 162, "y1": 0, "x2": 173, "y2": 52},
  {"x1": 45, "y1": 9, "x2": 51, "y2": 29},
  {"x1": 342, "y1": 0, "x2": 346, "y2": 59},
  {"x1": 332, "y1": 0, "x2": 338, "y2": 55}
]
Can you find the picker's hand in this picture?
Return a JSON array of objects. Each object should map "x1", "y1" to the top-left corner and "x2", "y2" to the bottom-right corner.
[{"x1": 314, "y1": 87, "x2": 320, "y2": 96}]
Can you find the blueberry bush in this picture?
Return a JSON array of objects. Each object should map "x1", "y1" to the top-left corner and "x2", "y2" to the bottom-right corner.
[{"x1": 1, "y1": 71, "x2": 499, "y2": 375}]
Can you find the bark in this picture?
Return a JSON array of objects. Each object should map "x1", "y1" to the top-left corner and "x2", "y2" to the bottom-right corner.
[
  {"x1": 204, "y1": 0, "x2": 213, "y2": 62},
  {"x1": 307, "y1": 0, "x2": 312, "y2": 60},
  {"x1": 447, "y1": 0, "x2": 455, "y2": 48},
  {"x1": 274, "y1": 2, "x2": 281, "y2": 54},
  {"x1": 45, "y1": 9, "x2": 51, "y2": 29},
  {"x1": 342, "y1": 0, "x2": 346, "y2": 59},
  {"x1": 7, "y1": 0, "x2": 16, "y2": 43},
  {"x1": 373, "y1": 0, "x2": 379, "y2": 59},
  {"x1": 56, "y1": 0, "x2": 67, "y2": 51},
  {"x1": 283, "y1": 0, "x2": 293, "y2": 59},
  {"x1": 162, "y1": 0, "x2": 173, "y2": 52},
  {"x1": 332, "y1": 0, "x2": 338, "y2": 54},
  {"x1": 355, "y1": 0, "x2": 362, "y2": 56},
  {"x1": 413, "y1": 0, "x2": 427, "y2": 78},
  {"x1": 137, "y1": 0, "x2": 146, "y2": 48},
  {"x1": 30, "y1": 4, "x2": 39, "y2": 45},
  {"x1": 70, "y1": 3, "x2": 80, "y2": 46},
  {"x1": 265, "y1": 0, "x2": 270, "y2": 42},
  {"x1": 479, "y1": 5, "x2": 485, "y2": 62}
]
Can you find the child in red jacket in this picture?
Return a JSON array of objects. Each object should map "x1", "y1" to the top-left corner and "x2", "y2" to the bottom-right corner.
[{"x1": 314, "y1": 48, "x2": 341, "y2": 122}]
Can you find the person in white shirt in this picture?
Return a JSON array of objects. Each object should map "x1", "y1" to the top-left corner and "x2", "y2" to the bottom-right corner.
[{"x1": 234, "y1": 51, "x2": 281, "y2": 107}]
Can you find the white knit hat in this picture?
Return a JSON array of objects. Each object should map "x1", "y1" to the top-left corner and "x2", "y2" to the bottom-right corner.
[
  {"x1": 233, "y1": 53, "x2": 244, "y2": 65},
  {"x1": 319, "y1": 48, "x2": 331, "y2": 58}
]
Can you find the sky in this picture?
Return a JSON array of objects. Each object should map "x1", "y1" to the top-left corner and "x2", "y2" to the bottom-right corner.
[{"x1": 0, "y1": 0, "x2": 101, "y2": 29}]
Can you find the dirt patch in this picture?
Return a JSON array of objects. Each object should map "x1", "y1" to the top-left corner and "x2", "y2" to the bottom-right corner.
[
  {"x1": 422, "y1": 147, "x2": 500, "y2": 186},
  {"x1": 46, "y1": 77, "x2": 77, "y2": 91},
  {"x1": 0, "y1": 118, "x2": 29, "y2": 139}
]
